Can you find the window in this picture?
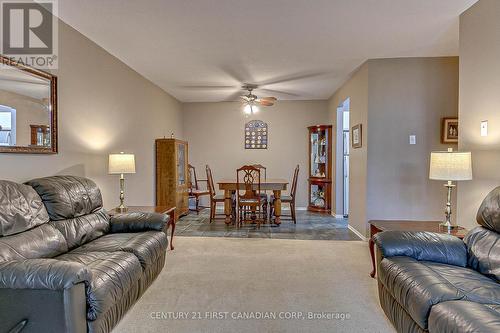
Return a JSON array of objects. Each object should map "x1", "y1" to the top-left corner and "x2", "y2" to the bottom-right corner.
[{"x1": 0, "y1": 105, "x2": 16, "y2": 146}]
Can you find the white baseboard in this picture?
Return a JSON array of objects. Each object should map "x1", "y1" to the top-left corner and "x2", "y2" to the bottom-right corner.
[{"x1": 348, "y1": 225, "x2": 368, "y2": 241}]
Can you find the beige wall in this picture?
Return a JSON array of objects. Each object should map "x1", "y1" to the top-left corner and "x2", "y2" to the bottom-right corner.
[
  {"x1": 328, "y1": 63, "x2": 369, "y2": 234},
  {"x1": 0, "y1": 19, "x2": 183, "y2": 208},
  {"x1": 329, "y1": 58, "x2": 459, "y2": 236},
  {"x1": 182, "y1": 100, "x2": 329, "y2": 208},
  {"x1": 366, "y1": 57, "x2": 459, "y2": 227},
  {"x1": 458, "y1": 0, "x2": 500, "y2": 229}
]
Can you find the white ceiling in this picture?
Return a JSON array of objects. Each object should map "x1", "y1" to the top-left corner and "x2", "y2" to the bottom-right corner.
[
  {"x1": 58, "y1": 0, "x2": 477, "y2": 102},
  {"x1": 0, "y1": 68, "x2": 50, "y2": 100}
]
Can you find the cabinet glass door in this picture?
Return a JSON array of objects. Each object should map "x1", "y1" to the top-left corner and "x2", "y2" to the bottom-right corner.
[
  {"x1": 177, "y1": 143, "x2": 185, "y2": 185},
  {"x1": 310, "y1": 129, "x2": 328, "y2": 178},
  {"x1": 310, "y1": 183, "x2": 327, "y2": 208}
]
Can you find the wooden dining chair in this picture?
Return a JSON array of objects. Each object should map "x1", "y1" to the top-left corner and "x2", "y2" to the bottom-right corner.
[
  {"x1": 252, "y1": 164, "x2": 268, "y2": 221},
  {"x1": 236, "y1": 165, "x2": 265, "y2": 228},
  {"x1": 205, "y1": 165, "x2": 228, "y2": 223},
  {"x1": 188, "y1": 164, "x2": 210, "y2": 214},
  {"x1": 252, "y1": 164, "x2": 267, "y2": 180},
  {"x1": 271, "y1": 165, "x2": 299, "y2": 224}
]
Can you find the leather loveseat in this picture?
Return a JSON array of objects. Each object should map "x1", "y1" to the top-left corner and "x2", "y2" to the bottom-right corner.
[
  {"x1": 374, "y1": 187, "x2": 500, "y2": 333},
  {"x1": 0, "y1": 176, "x2": 169, "y2": 333}
]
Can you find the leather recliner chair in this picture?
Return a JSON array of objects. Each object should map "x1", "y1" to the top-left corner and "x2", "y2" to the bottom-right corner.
[
  {"x1": 374, "y1": 186, "x2": 500, "y2": 333},
  {"x1": 0, "y1": 176, "x2": 169, "y2": 333}
]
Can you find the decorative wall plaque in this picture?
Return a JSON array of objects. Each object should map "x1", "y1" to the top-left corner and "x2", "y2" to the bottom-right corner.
[{"x1": 244, "y1": 120, "x2": 268, "y2": 149}]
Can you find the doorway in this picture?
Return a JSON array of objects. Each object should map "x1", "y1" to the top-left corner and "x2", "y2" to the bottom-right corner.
[{"x1": 335, "y1": 98, "x2": 349, "y2": 218}]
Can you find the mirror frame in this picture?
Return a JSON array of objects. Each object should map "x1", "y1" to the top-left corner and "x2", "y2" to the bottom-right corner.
[{"x1": 0, "y1": 55, "x2": 58, "y2": 154}]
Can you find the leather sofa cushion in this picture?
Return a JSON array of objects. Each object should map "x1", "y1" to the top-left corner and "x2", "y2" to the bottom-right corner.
[
  {"x1": 56, "y1": 251, "x2": 142, "y2": 321},
  {"x1": 0, "y1": 180, "x2": 49, "y2": 236},
  {"x1": 49, "y1": 208, "x2": 110, "y2": 250},
  {"x1": 379, "y1": 256, "x2": 500, "y2": 329},
  {"x1": 476, "y1": 186, "x2": 500, "y2": 233},
  {"x1": 0, "y1": 224, "x2": 68, "y2": 262},
  {"x1": 465, "y1": 226, "x2": 500, "y2": 282},
  {"x1": 70, "y1": 232, "x2": 168, "y2": 270},
  {"x1": 429, "y1": 301, "x2": 500, "y2": 333},
  {"x1": 26, "y1": 176, "x2": 104, "y2": 221}
]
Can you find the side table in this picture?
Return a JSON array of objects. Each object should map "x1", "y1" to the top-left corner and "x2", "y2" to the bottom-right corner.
[
  {"x1": 108, "y1": 206, "x2": 176, "y2": 250},
  {"x1": 369, "y1": 220, "x2": 468, "y2": 278}
]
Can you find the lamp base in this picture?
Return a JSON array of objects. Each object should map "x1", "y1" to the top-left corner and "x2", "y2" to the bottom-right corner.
[
  {"x1": 439, "y1": 222, "x2": 459, "y2": 232},
  {"x1": 116, "y1": 174, "x2": 128, "y2": 213},
  {"x1": 115, "y1": 206, "x2": 128, "y2": 213}
]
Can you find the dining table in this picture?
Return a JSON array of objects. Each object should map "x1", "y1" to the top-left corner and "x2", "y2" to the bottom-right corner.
[{"x1": 217, "y1": 178, "x2": 288, "y2": 225}]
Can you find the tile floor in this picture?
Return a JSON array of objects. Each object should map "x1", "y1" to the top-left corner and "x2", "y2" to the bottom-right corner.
[{"x1": 176, "y1": 209, "x2": 360, "y2": 240}]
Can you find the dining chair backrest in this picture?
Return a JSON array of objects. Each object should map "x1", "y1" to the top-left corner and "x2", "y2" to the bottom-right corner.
[
  {"x1": 206, "y1": 165, "x2": 216, "y2": 198},
  {"x1": 252, "y1": 164, "x2": 267, "y2": 180},
  {"x1": 188, "y1": 164, "x2": 199, "y2": 191},
  {"x1": 291, "y1": 165, "x2": 300, "y2": 199},
  {"x1": 236, "y1": 165, "x2": 261, "y2": 201}
]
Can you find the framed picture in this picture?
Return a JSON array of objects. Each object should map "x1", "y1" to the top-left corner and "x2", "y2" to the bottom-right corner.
[
  {"x1": 352, "y1": 124, "x2": 362, "y2": 148},
  {"x1": 442, "y1": 118, "x2": 458, "y2": 144},
  {"x1": 244, "y1": 120, "x2": 268, "y2": 149}
]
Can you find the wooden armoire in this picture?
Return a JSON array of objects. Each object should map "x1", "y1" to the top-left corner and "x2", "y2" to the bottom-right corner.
[{"x1": 155, "y1": 138, "x2": 189, "y2": 218}]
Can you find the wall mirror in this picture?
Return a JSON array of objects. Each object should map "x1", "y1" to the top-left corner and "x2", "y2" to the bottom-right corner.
[{"x1": 0, "y1": 55, "x2": 57, "y2": 154}]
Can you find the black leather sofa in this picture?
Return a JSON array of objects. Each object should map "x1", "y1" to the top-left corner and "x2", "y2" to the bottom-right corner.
[
  {"x1": 374, "y1": 187, "x2": 500, "y2": 333},
  {"x1": 0, "y1": 176, "x2": 169, "y2": 333}
]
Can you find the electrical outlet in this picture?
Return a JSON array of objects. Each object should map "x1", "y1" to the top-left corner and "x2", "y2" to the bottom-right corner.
[{"x1": 409, "y1": 135, "x2": 416, "y2": 145}]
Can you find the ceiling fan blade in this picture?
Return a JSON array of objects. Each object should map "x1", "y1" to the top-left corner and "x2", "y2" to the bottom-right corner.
[
  {"x1": 260, "y1": 96, "x2": 277, "y2": 101},
  {"x1": 257, "y1": 71, "x2": 330, "y2": 86},
  {"x1": 259, "y1": 88, "x2": 301, "y2": 97},
  {"x1": 226, "y1": 90, "x2": 246, "y2": 102},
  {"x1": 258, "y1": 100, "x2": 274, "y2": 106},
  {"x1": 179, "y1": 85, "x2": 236, "y2": 90},
  {"x1": 219, "y1": 64, "x2": 255, "y2": 84}
]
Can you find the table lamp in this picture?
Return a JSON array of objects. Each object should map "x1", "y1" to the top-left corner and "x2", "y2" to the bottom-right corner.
[
  {"x1": 429, "y1": 148, "x2": 472, "y2": 230},
  {"x1": 109, "y1": 152, "x2": 136, "y2": 212}
]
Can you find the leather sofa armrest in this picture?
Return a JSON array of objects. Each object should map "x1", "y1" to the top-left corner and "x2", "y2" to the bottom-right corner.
[
  {"x1": 0, "y1": 283, "x2": 87, "y2": 333},
  {"x1": 373, "y1": 231, "x2": 467, "y2": 267},
  {"x1": 0, "y1": 259, "x2": 91, "y2": 290},
  {"x1": 109, "y1": 212, "x2": 169, "y2": 233}
]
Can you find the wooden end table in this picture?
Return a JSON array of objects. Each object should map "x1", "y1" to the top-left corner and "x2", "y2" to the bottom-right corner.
[
  {"x1": 369, "y1": 220, "x2": 468, "y2": 278},
  {"x1": 108, "y1": 206, "x2": 176, "y2": 250}
]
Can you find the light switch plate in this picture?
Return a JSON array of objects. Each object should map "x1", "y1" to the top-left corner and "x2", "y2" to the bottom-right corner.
[
  {"x1": 409, "y1": 135, "x2": 416, "y2": 145},
  {"x1": 481, "y1": 121, "x2": 488, "y2": 137}
]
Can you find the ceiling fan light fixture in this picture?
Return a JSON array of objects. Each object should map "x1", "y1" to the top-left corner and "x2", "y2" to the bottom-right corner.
[
  {"x1": 240, "y1": 84, "x2": 274, "y2": 116},
  {"x1": 244, "y1": 104, "x2": 252, "y2": 114},
  {"x1": 243, "y1": 103, "x2": 258, "y2": 115}
]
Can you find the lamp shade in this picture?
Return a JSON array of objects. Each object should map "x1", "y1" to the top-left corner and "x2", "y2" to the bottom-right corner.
[
  {"x1": 429, "y1": 151, "x2": 472, "y2": 181},
  {"x1": 108, "y1": 153, "x2": 136, "y2": 174}
]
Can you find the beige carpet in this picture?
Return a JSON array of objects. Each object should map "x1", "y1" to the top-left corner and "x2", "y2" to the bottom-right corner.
[{"x1": 114, "y1": 237, "x2": 394, "y2": 333}]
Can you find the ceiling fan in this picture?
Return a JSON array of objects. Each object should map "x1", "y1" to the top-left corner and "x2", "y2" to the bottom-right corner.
[
  {"x1": 179, "y1": 69, "x2": 330, "y2": 102},
  {"x1": 240, "y1": 84, "x2": 277, "y2": 115}
]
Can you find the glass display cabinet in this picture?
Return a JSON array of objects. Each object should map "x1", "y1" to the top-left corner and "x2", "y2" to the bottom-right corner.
[{"x1": 308, "y1": 125, "x2": 332, "y2": 213}]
